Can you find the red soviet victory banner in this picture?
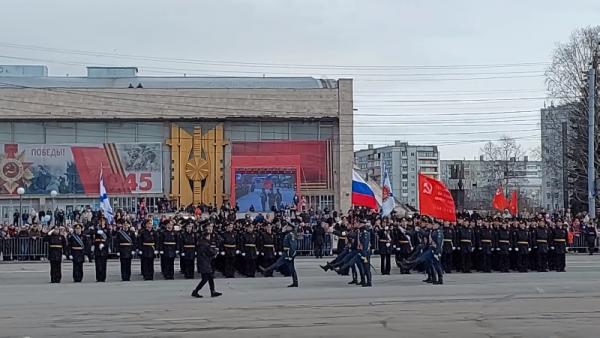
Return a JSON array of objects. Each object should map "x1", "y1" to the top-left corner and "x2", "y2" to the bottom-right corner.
[
  {"x1": 508, "y1": 191, "x2": 518, "y2": 216},
  {"x1": 418, "y1": 173, "x2": 457, "y2": 222},
  {"x1": 492, "y1": 185, "x2": 509, "y2": 210}
]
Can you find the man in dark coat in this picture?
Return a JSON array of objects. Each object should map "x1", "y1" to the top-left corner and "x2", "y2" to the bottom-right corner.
[
  {"x1": 312, "y1": 222, "x2": 326, "y2": 259},
  {"x1": 67, "y1": 224, "x2": 88, "y2": 282},
  {"x1": 191, "y1": 231, "x2": 222, "y2": 298},
  {"x1": 45, "y1": 226, "x2": 67, "y2": 283}
]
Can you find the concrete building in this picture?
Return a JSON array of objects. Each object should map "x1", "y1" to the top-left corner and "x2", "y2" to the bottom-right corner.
[
  {"x1": 440, "y1": 157, "x2": 543, "y2": 212},
  {"x1": 0, "y1": 65, "x2": 354, "y2": 221},
  {"x1": 540, "y1": 104, "x2": 572, "y2": 211},
  {"x1": 354, "y1": 141, "x2": 439, "y2": 208}
]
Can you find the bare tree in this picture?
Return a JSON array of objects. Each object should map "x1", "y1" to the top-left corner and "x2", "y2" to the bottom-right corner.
[
  {"x1": 478, "y1": 136, "x2": 529, "y2": 208},
  {"x1": 545, "y1": 25, "x2": 600, "y2": 213}
]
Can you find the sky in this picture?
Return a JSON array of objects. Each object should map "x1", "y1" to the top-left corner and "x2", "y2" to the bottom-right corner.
[{"x1": 1, "y1": 0, "x2": 599, "y2": 159}]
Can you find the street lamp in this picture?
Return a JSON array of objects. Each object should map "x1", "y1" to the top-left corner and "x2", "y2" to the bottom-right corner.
[
  {"x1": 50, "y1": 190, "x2": 58, "y2": 226},
  {"x1": 17, "y1": 187, "x2": 25, "y2": 227}
]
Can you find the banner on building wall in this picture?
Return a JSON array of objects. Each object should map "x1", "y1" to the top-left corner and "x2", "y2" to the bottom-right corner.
[{"x1": 0, "y1": 143, "x2": 162, "y2": 196}]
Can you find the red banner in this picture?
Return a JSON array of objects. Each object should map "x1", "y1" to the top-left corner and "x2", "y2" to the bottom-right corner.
[
  {"x1": 509, "y1": 191, "x2": 518, "y2": 216},
  {"x1": 418, "y1": 174, "x2": 456, "y2": 222},
  {"x1": 492, "y1": 186, "x2": 509, "y2": 210}
]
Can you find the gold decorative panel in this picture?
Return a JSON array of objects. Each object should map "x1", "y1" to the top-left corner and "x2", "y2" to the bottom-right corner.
[{"x1": 166, "y1": 123, "x2": 226, "y2": 208}]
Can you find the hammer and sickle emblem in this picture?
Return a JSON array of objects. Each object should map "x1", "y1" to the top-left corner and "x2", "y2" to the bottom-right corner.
[{"x1": 423, "y1": 182, "x2": 433, "y2": 195}]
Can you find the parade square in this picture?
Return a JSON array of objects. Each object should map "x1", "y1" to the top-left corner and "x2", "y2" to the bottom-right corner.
[{"x1": 0, "y1": 256, "x2": 598, "y2": 338}]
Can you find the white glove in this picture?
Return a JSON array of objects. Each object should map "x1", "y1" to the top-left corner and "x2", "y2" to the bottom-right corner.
[
  {"x1": 241, "y1": 253, "x2": 246, "y2": 257},
  {"x1": 278, "y1": 251, "x2": 283, "y2": 256},
  {"x1": 386, "y1": 243, "x2": 391, "y2": 247},
  {"x1": 341, "y1": 231, "x2": 346, "y2": 236},
  {"x1": 260, "y1": 252, "x2": 264, "y2": 256},
  {"x1": 509, "y1": 248, "x2": 512, "y2": 251},
  {"x1": 528, "y1": 248, "x2": 532, "y2": 252},
  {"x1": 235, "y1": 250, "x2": 240, "y2": 254},
  {"x1": 175, "y1": 251, "x2": 179, "y2": 255},
  {"x1": 550, "y1": 247, "x2": 555, "y2": 250},
  {"x1": 159, "y1": 251, "x2": 164, "y2": 254},
  {"x1": 479, "y1": 247, "x2": 482, "y2": 250},
  {"x1": 457, "y1": 247, "x2": 461, "y2": 250},
  {"x1": 392, "y1": 245, "x2": 396, "y2": 248},
  {"x1": 62, "y1": 255, "x2": 66, "y2": 259},
  {"x1": 117, "y1": 252, "x2": 120, "y2": 257},
  {"x1": 220, "y1": 251, "x2": 225, "y2": 256},
  {"x1": 452, "y1": 247, "x2": 456, "y2": 250},
  {"x1": 99, "y1": 244, "x2": 104, "y2": 250},
  {"x1": 154, "y1": 250, "x2": 158, "y2": 255},
  {"x1": 97, "y1": 230, "x2": 103, "y2": 235},
  {"x1": 515, "y1": 248, "x2": 519, "y2": 252},
  {"x1": 137, "y1": 250, "x2": 141, "y2": 254},
  {"x1": 181, "y1": 253, "x2": 185, "y2": 257},
  {"x1": 131, "y1": 251, "x2": 136, "y2": 255},
  {"x1": 68, "y1": 255, "x2": 73, "y2": 260}
]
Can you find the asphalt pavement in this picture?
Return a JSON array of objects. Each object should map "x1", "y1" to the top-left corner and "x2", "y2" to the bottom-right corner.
[{"x1": 0, "y1": 255, "x2": 599, "y2": 338}]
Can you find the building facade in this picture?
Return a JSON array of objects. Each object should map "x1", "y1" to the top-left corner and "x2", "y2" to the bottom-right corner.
[
  {"x1": 440, "y1": 158, "x2": 543, "y2": 212},
  {"x1": 540, "y1": 104, "x2": 571, "y2": 211},
  {"x1": 0, "y1": 65, "x2": 354, "y2": 222},
  {"x1": 354, "y1": 141, "x2": 439, "y2": 208}
]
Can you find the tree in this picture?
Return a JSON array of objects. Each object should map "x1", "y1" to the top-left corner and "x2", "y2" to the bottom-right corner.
[
  {"x1": 478, "y1": 136, "x2": 529, "y2": 209},
  {"x1": 545, "y1": 25, "x2": 600, "y2": 213}
]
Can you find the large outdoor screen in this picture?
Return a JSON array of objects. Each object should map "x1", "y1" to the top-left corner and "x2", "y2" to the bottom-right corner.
[{"x1": 234, "y1": 172, "x2": 296, "y2": 212}]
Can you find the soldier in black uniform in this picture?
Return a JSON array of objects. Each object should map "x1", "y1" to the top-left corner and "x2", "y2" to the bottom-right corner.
[
  {"x1": 204, "y1": 224, "x2": 220, "y2": 273},
  {"x1": 258, "y1": 223, "x2": 277, "y2": 277},
  {"x1": 67, "y1": 224, "x2": 87, "y2": 282},
  {"x1": 495, "y1": 222, "x2": 512, "y2": 272},
  {"x1": 240, "y1": 223, "x2": 258, "y2": 277},
  {"x1": 393, "y1": 219, "x2": 413, "y2": 274},
  {"x1": 116, "y1": 222, "x2": 136, "y2": 281},
  {"x1": 514, "y1": 221, "x2": 531, "y2": 272},
  {"x1": 584, "y1": 222, "x2": 598, "y2": 255},
  {"x1": 333, "y1": 219, "x2": 349, "y2": 254},
  {"x1": 378, "y1": 224, "x2": 392, "y2": 275},
  {"x1": 552, "y1": 222, "x2": 568, "y2": 272},
  {"x1": 45, "y1": 226, "x2": 67, "y2": 283},
  {"x1": 93, "y1": 217, "x2": 110, "y2": 282},
  {"x1": 441, "y1": 221, "x2": 455, "y2": 273},
  {"x1": 477, "y1": 221, "x2": 494, "y2": 273},
  {"x1": 220, "y1": 223, "x2": 237, "y2": 278},
  {"x1": 191, "y1": 231, "x2": 222, "y2": 298},
  {"x1": 159, "y1": 221, "x2": 178, "y2": 280},
  {"x1": 179, "y1": 222, "x2": 196, "y2": 279},
  {"x1": 312, "y1": 221, "x2": 326, "y2": 259},
  {"x1": 458, "y1": 222, "x2": 474, "y2": 273},
  {"x1": 533, "y1": 221, "x2": 549, "y2": 272},
  {"x1": 138, "y1": 219, "x2": 158, "y2": 280}
]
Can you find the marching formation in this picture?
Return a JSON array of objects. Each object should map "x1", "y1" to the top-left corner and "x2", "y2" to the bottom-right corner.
[{"x1": 38, "y1": 206, "x2": 599, "y2": 295}]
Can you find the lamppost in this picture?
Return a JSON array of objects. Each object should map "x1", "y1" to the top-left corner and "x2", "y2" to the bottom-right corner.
[
  {"x1": 50, "y1": 190, "x2": 58, "y2": 226},
  {"x1": 17, "y1": 187, "x2": 25, "y2": 226}
]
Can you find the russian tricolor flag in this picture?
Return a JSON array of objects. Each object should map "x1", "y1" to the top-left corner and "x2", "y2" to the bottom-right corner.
[{"x1": 352, "y1": 170, "x2": 379, "y2": 209}]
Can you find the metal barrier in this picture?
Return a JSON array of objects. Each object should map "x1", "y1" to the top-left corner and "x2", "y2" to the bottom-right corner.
[
  {"x1": 1, "y1": 234, "x2": 597, "y2": 262},
  {"x1": 295, "y1": 234, "x2": 333, "y2": 256},
  {"x1": 1, "y1": 237, "x2": 48, "y2": 261}
]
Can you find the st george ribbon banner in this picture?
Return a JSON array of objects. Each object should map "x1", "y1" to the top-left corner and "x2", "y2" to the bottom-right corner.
[
  {"x1": 418, "y1": 173, "x2": 457, "y2": 222},
  {"x1": 0, "y1": 143, "x2": 162, "y2": 196}
]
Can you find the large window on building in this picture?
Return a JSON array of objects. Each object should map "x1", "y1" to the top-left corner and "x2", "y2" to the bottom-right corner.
[
  {"x1": 290, "y1": 121, "x2": 318, "y2": 140},
  {"x1": 76, "y1": 122, "x2": 106, "y2": 143},
  {"x1": 14, "y1": 122, "x2": 44, "y2": 143},
  {"x1": 230, "y1": 122, "x2": 260, "y2": 141},
  {"x1": 107, "y1": 122, "x2": 136, "y2": 143},
  {"x1": 260, "y1": 122, "x2": 289, "y2": 140},
  {"x1": 136, "y1": 122, "x2": 164, "y2": 142},
  {"x1": 0, "y1": 122, "x2": 12, "y2": 143},
  {"x1": 45, "y1": 122, "x2": 76, "y2": 144}
]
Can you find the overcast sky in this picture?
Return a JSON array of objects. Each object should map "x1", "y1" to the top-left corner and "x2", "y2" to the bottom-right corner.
[{"x1": 1, "y1": 0, "x2": 599, "y2": 159}]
